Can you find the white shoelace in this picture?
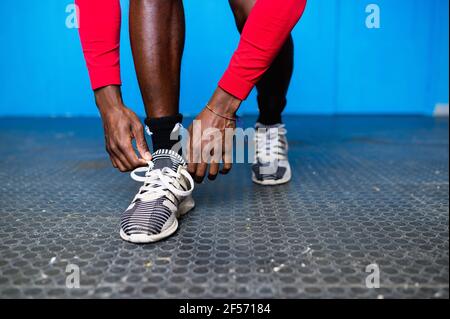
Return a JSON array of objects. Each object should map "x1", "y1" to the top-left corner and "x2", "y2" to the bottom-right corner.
[
  {"x1": 255, "y1": 125, "x2": 288, "y2": 163},
  {"x1": 130, "y1": 161, "x2": 194, "y2": 203}
]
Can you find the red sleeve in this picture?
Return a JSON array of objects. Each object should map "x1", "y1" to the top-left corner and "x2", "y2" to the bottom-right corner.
[
  {"x1": 76, "y1": 0, "x2": 122, "y2": 90},
  {"x1": 219, "y1": 0, "x2": 307, "y2": 100}
]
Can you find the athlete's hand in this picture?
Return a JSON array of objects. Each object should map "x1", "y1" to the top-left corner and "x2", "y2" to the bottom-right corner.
[
  {"x1": 95, "y1": 86, "x2": 151, "y2": 172},
  {"x1": 187, "y1": 88, "x2": 241, "y2": 183}
]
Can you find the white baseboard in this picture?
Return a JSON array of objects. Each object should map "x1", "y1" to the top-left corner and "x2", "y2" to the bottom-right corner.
[{"x1": 433, "y1": 103, "x2": 449, "y2": 117}]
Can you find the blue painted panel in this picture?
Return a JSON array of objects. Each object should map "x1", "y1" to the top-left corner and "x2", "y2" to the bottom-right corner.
[{"x1": 0, "y1": 0, "x2": 447, "y2": 116}]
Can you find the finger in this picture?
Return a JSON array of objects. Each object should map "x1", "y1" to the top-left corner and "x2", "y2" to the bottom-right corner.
[
  {"x1": 106, "y1": 145, "x2": 126, "y2": 171},
  {"x1": 119, "y1": 139, "x2": 144, "y2": 169},
  {"x1": 110, "y1": 144, "x2": 133, "y2": 171},
  {"x1": 195, "y1": 163, "x2": 208, "y2": 184},
  {"x1": 186, "y1": 130, "x2": 197, "y2": 175},
  {"x1": 186, "y1": 141, "x2": 197, "y2": 174},
  {"x1": 109, "y1": 155, "x2": 118, "y2": 168},
  {"x1": 115, "y1": 159, "x2": 128, "y2": 172},
  {"x1": 221, "y1": 129, "x2": 233, "y2": 175},
  {"x1": 207, "y1": 140, "x2": 221, "y2": 180},
  {"x1": 132, "y1": 122, "x2": 151, "y2": 162},
  {"x1": 220, "y1": 162, "x2": 232, "y2": 175},
  {"x1": 187, "y1": 162, "x2": 197, "y2": 177},
  {"x1": 208, "y1": 161, "x2": 219, "y2": 180},
  {"x1": 111, "y1": 152, "x2": 128, "y2": 172},
  {"x1": 220, "y1": 148, "x2": 233, "y2": 175},
  {"x1": 105, "y1": 145, "x2": 118, "y2": 169}
]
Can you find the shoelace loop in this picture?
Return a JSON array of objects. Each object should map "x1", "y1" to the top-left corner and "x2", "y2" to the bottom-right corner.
[{"x1": 130, "y1": 161, "x2": 194, "y2": 203}]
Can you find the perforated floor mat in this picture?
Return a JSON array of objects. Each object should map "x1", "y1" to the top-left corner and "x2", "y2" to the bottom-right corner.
[{"x1": 0, "y1": 116, "x2": 448, "y2": 298}]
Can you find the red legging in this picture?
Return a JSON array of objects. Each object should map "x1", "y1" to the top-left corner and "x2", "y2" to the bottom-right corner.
[{"x1": 76, "y1": 0, "x2": 307, "y2": 100}]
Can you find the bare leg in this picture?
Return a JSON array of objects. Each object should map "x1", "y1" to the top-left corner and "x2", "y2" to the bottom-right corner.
[
  {"x1": 129, "y1": 0, "x2": 185, "y2": 119},
  {"x1": 229, "y1": 0, "x2": 294, "y2": 125}
]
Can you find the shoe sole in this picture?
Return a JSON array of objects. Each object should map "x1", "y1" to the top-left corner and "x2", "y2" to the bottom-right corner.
[
  {"x1": 120, "y1": 196, "x2": 195, "y2": 244},
  {"x1": 252, "y1": 165, "x2": 292, "y2": 186}
]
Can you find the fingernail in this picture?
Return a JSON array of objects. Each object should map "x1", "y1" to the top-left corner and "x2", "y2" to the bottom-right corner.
[{"x1": 144, "y1": 152, "x2": 151, "y2": 161}]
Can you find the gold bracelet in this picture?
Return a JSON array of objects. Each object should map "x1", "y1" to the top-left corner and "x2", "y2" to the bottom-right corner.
[{"x1": 205, "y1": 103, "x2": 237, "y2": 122}]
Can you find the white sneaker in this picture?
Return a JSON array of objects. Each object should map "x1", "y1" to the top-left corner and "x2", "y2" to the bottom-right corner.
[
  {"x1": 120, "y1": 149, "x2": 195, "y2": 244},
  {"x1": 252, "y1": 123, "x2": 292, "y2": 186}
]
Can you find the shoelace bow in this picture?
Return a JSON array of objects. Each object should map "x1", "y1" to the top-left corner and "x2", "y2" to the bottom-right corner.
[
  {"x1": 255, "y1": 125, "x2": 288, "y2": 163},
  {"x1": 130, "y1": 161, "x2": 194, "y2": 202}
]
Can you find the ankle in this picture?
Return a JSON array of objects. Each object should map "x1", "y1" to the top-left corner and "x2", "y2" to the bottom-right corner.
[{"x1": 257, "y1": 115, "x2": 283, "y2": 126}]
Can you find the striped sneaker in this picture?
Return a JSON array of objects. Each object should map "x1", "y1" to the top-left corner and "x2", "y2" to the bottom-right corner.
[
  {"x1": 252, "y1": 123, "x2": 292, "y2": 186},
  {"x1": 120, "y1": 149, "x2": 195, "y2": 244}
]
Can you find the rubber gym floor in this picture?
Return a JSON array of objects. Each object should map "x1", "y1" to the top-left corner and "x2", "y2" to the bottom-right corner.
[{"x1": 0, "y1": 116, "x2": 448, "y2": 298}]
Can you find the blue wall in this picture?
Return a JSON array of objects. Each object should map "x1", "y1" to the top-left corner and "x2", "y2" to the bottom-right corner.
[{"x1": 0, "y1": 0, "x2": 448, "y2": 116}]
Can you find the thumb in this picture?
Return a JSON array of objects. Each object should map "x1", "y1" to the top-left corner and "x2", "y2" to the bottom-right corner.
[{"x1": 133, "y1": 123, "x2": 151, "y2": 161}]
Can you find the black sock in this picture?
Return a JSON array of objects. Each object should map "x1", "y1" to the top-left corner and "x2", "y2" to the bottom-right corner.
[{"x1": 145, "y1": 114, "x2": 183, "y2": 153}]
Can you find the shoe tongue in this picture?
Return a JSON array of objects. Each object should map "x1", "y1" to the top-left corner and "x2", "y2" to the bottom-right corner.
[{"x1": 152, "y1": 149, "x2": 186, "y2": 170}]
